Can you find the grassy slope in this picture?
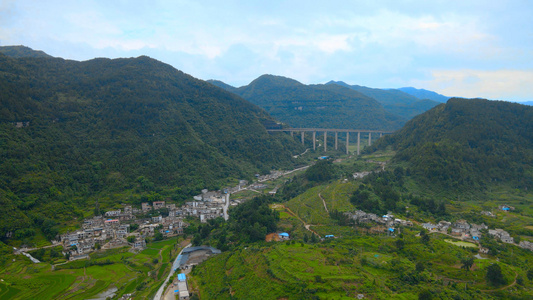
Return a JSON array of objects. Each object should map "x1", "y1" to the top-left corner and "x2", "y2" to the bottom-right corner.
[
  {"x1": 191, "y1": 230, "x2": 531, "y2": 299},
  {"x1": 189, "y1": 153, "x2": 533, "y2": 299}
]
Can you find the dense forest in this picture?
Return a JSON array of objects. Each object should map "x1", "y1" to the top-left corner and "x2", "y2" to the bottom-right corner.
[
  {"x1": 209, "y1": 75, "x2": 405, "y2": 130},
  {"x1": 0, "y1": 47, "x2": 304, "y2": 242},
  {"x1": 369, "y1": 98, "x2": 533, "y2": 190}
]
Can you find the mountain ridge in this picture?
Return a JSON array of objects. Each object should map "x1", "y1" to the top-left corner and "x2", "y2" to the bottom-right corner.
[
  {"x1": 370, "y1": 98, "x2": 533, "y2": 190},
  {"x1": 398, "y1": 86, "x2": 449, "y2": 103},
  {"x1": 0, "y1": 49, "x2": 303, "y2": 241},
  {"x1": 213, "y1": 75, "x2": 405, "y2": 130}
]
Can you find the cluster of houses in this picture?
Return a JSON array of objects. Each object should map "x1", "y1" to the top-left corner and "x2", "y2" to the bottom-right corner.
[
  {"x1": 256, "y1": 170, "x2": 285, "y2": 182},
  {"x1": 59, "y1": 201, "x2": 193, "y2": 259},
  {"x1": 345, "y1": 209, "x2": 533, "y2": 252},
  {"x1": 180, "y1": 200, "x2": 225, "y2": 223},
  {"x1": 488, "y1": 228, "x2": 514, "y2": 244},
  {"x1": 420, "y1": 220, "x2": 518, "y2": 246},
  {"x1": 421, "y1": 220, "x2": 490, "y2": 241},
  {"x1": 518, "y1": 240, "x2": 533, "y2": 251},
  {"x1": 346, "y1": 210, "x2": 413, "y2": 234},
  {"x1": 58, "y1": 182, "x2": 248, "y2": 260}
]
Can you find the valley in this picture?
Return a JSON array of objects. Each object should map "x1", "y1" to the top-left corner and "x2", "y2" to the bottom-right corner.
[{"x1": 0, "y1": 47, "x2": 532, "y2": 300}]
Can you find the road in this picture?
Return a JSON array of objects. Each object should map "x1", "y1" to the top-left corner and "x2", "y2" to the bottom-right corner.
[
  {"x1": 153, "y1": 243, "x2": 191, "y2": 300},
  {"x1": 223, "y1": 193, "x2": 230, "y2": 221}
]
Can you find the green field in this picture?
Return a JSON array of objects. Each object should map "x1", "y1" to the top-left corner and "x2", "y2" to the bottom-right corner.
[
  {"x1": 0, "y1": 237, "x2": 184, "y2": 299},
  {"x1": 190, "y1": 229, "x2": 531, "y2": 299},
  {"x1": 444, "y1": 239, "x2": 478, "y2": 248}
]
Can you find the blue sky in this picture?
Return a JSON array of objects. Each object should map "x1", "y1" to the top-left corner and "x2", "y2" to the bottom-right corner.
[{"x1": 1, "y1": 0, "x2": 532, "y2": 101}]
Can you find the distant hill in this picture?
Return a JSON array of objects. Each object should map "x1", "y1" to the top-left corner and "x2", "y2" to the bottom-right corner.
[
  {"x1": 0, "y1": 50, "x2": 303, "y2": 240},
  {"x1": 371, "y1": 98, "x2": 533, "y2": 190},
  {"x1": 327, "y1": 81, "x2": 440, "y2": 119},
  {"x1": 518, "y1": 101, "x2": 533, "y2": 106},
  {"x1": 0, "y1": 45, "x2": 52, "y2": 58},
  {"x1": 215, "y1": 75, "x2": 405, "y2": 131},
  {"x1": 398, "y1": 87, "x2": 449, "y2": 103},
  {"x1": 207, "y1": 79, "x2": 237, "y2": 93}
]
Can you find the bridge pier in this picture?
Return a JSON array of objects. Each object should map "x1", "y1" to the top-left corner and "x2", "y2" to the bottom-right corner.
[
  {"x1": 324, "y1": 131, "x2": 327, "y2": 152},
  {"x1": 357, "y1": 132, "x2": 360, "y2": 155},
  {"x1": 346, "y1": 132, "x2": 350, "y2": 155},
  {"x1": 265, "y1": 128, "x2": 391, "y2": 155}
]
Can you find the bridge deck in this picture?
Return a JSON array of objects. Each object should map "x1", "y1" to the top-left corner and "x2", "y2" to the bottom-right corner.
[{"x1": 267, "y1": 128, "x2": 393, "y2": 133}]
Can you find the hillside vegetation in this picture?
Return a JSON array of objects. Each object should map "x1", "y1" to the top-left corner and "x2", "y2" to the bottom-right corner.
[
  {"x1": 369, "y1": 98, "x2": 533, "y2": 190},
  {"x1": 209, "y1": 75, "x2": 405, "y2": 130},
  {"x1": 189, "y1": 153, "x2": 533, "y2": 300},
  {"x1": 0, "y1": 48, "x2": 303, "y2": 243}
]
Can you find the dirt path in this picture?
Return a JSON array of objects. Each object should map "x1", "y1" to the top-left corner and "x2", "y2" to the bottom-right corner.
[
  {"x1": 281, "y1": 205, "x2": 321, "y2": 237},
  {"x1": 480, "y1": 271, "x2": 518, "y2": 292},
  {"x1": 318, "y1": 188, "x2": 329, "y2": 213}
]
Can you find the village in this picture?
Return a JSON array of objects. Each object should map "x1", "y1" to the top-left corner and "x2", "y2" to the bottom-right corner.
[
  {"x1": 56, "y1": 172, "x2": 294, "y2": 260},
  {"x1": 59, "y1": 189, "x2": 237, "y2": 260},
  {"x1": 345, "y1": 204, "x2": 533, "y2": 253},
  {"x1": 57, "y1": 178, "x2": 533, "y2": 261}
]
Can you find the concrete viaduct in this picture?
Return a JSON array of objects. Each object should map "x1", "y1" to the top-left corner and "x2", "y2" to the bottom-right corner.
[{"x1": 267, "y1": 128, "x2": 392, "y2": 155}]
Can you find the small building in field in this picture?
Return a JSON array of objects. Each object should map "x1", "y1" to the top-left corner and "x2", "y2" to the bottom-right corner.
[{"x1": 278, "y1": 232, "x2": 290, "y2": 240}]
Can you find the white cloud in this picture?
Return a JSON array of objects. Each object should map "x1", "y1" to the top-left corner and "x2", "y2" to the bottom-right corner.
[{"x1": 413, "y1": 69, "x2": 533, "y2": 101}]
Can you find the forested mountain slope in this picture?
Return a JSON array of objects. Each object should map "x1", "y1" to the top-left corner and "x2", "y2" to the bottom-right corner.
[
  {"x1": 211, "y1": 75, "x2": 405, "y2": 130},
  {"x1": 327, "y1": 80, "x2": 440, "y2": 119},
  {"x1": 370, "y1": 98, "x2": 533, "y2": 190},
  {"x1": 0, "y1": 49, "x2": 303, "y2": 240},
  {"x1": 0, "y1": 45, "x2": 52, "y2": 58}
]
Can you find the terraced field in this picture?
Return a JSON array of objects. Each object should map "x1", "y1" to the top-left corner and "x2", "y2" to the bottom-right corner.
[{"x1": 0, "y1": 237, "x2": 184, "y2": 299}]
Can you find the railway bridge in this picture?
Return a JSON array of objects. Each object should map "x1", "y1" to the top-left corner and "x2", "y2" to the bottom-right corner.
[{"x1": 267, "y1": 128, "x2": 393, "y2": 155}]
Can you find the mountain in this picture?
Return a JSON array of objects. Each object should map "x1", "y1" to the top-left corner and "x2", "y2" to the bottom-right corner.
[
  {"x1": 0, "y1": 49, "x2": 303, "y2": 241},
  {"x1": 215, "y1": 75, "x2": 405, "y2": 131},
  {"x1": 371, "y1": 98, "x2": 533, "y2": 190},
  {"x1": 0, "y1": 45, "x2": 52, "y2": 58},
  {"x1": 398, "y1": 87, "x2": 449, "y2": 103},
  {"x1": 327, "y1": 80, "x2": 440, "y2": 119},
  {"x1": 518, "y1": 101, "x2": 533, "y2": 106}
]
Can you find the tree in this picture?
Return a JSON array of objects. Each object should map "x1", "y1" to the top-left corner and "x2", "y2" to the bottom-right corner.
[
  {"x1": 418, "y1": 289, "x2": 432, "y2": 300},
  {"x1": 461, "y1": 256, "x2": 474, "y2": 272},
  {"x1": 130, "y1": 223, "x2": 139, "y2": 231},
  {"x1": 127, "y1": 236, "x2": 136, "y2": 243},
  {"x1": 527, "y1": 269, "x2": 533, "y2": 281},
  {"x1": 415, "y1": 261, "x2": 425, "y2": 273},
  {"x1": 421, "y1": 233, "x2": 430, "y2": 244},
  {"x1": 486, "y1": 263, "x2": 506, "y2": 286},
  {"x1": 395, "y1": 239, "x2": 405, "y2": 250},
  {"x1": 154, "y1": 231, "x2": 163, "y2": 241}
]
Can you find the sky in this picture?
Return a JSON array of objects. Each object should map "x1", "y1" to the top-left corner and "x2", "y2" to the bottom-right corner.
[{"x1": 1, "y1": 0, "x2": 532, "y2": 102}]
